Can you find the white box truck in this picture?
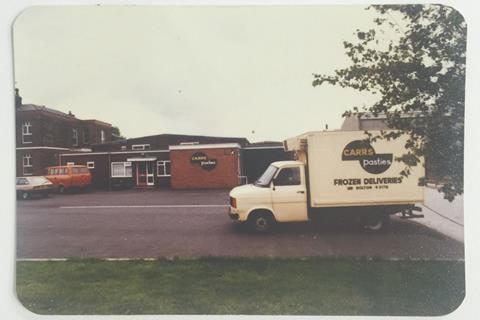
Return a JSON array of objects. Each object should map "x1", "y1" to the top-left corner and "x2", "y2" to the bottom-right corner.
[{"x1": 229, "y1": 130, "x2": 424, "y2": 232}]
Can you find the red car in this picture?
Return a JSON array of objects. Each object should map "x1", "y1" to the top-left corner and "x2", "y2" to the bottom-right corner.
[{"x1": 45, "y1": 165, "x2": 92, "y2": 193}]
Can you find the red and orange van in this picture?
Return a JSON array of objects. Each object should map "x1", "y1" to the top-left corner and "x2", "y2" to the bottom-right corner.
[{"x1": 45, "y1": 165, "x2": 92, "y2": 193}]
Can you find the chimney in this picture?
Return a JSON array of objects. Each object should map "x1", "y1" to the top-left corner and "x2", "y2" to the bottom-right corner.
[{"x1": 15, "y1": 88, "x2": 22, "y2": 108}]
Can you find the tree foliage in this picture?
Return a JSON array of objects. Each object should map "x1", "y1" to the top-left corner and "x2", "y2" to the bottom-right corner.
[
  {"x1": 111, "y1": 126, "x2": 125, "y2": 140},
  {"x1": 313, "y1": 5, "x2": 466, "y2": 201}
]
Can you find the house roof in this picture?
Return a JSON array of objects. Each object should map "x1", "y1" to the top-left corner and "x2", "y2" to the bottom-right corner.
[
  {"x1": 358, "y1": 111, "x2": 424, "y2": 120},
  {"x1": 18, "y1": 104, "x2": 77, "y2": 119},
  {"x1": 17, "y1": 104, "x2": 112, "y2": 126},
  {"x1": 247, "y1": 141, "x2": 283, "y2": 147},
  {"x1": 243, "y1": 141, "x2": 285, "y2": 149},
  {"x1": 90, "y1": 133, "x2": 250, "y2": 151},
  {"x1": 82, "y1": 119, "x2": 112, "y2": 127}
]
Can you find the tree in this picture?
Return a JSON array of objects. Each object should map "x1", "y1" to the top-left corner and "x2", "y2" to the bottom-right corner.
[
  {"x1": 313, "y1": 4, "x2": 466, "y2": 201},
  {"x1": 111, "y1": 126, "x2": 125, "y2": 141}
]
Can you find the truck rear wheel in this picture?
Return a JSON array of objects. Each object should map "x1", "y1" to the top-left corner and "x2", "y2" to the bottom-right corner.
[
  {"x1": 249, "y1": 211, "x2": 275, "y2": 233},
  {"x1": 364, "y1": 213, "x2": 390, "y2": 232}
]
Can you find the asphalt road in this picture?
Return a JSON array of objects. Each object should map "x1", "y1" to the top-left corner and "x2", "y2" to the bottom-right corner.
[{"x1": 16, "y1": 189, "x2": 464, "y2": 260}]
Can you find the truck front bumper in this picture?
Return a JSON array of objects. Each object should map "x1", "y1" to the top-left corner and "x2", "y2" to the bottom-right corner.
[{"x1": 228, "y1": 207, "x2": 239, "y2": 220}]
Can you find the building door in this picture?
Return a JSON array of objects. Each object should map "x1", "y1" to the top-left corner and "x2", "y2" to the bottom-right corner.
[
  {"x1": 136, "y1": 161, "x2": 155, "y2": 187},
  {"x1": 146, "y1": 162, "x2": 154, "y2": 186}
]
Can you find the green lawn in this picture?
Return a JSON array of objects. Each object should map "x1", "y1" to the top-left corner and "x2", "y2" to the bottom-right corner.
[{"x1": 16, "y1": 258, "x2": 465, "y2": 316}]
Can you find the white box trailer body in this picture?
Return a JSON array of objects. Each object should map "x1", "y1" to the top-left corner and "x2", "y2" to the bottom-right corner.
[{"x1": 284, "y1": 130, "x2": 424, "y2": 208}]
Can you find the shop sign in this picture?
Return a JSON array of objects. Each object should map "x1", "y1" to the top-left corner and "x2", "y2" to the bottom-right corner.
[{"x1": 191, "y1": 152, "x2": 217, "y2": 171}]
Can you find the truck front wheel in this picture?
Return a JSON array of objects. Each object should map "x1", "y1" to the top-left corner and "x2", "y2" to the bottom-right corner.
[{"x1": 249, "y1": 211, "x2": 275, "y2": 233}]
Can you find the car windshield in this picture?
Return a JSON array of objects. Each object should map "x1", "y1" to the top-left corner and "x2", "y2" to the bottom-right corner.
[
  {"x1": 16, "y1": 178, "x2": 29, "y2": 185},
  {"x1": 27, "y1": 176, "x2": 50, "y2": 184},
  {"x1": 254, "y1": 165, "x2": 278, "y2": 187}
]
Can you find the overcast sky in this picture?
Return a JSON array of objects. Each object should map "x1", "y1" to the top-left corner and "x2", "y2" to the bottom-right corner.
[{"x1": 13, "y1": 5, "x2": 387, "y2": 142}]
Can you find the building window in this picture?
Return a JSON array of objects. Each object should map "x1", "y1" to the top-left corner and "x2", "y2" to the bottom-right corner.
[
  {"x1": 72, "y1": 128, "x2": 78, "y2": 146},
  {"x1": 72, "y1": 167, "x2": 89, "y2": 174},
  {"x1": 121, "y1": 146, "x2": 127, "y2": 151},
  {"x1": 83, "y1": 130, "x2": 90, "y2": 144},
  {"x1": 67, "y1": 162, "x2": 75, "y2": 166},
  {"x1": 100, "y1": 130, "x2": 106, "y2": 143},
  {"x1": 21, "y1": 121, "x2": 32, "y2": 144},
  {"x1": 87, "y1": 161, "x2": 95, "y2": 169},
  {"x1": 132, "y1": 144, "x2": 150, "y2": 151},
  {"x1": 157, "y1": 160, "x2": 171, "y2": 177},
  {"x1": 22, "y1": 153, "x2": 33, "y2": 175},
  {"x1": 111, "y1": 162, "x2": 132, "y2": 177}
]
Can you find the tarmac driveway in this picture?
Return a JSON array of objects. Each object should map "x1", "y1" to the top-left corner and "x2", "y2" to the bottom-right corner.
[{"x1": 16, "y1": 189, "x2": 464, "y2": 260}]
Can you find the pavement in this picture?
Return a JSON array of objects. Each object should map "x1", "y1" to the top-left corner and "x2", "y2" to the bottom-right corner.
[
  {"x1": 16, "y1": 189, "x2": 464, "y2": 260},
  {"x1": 416, "y1": 186, "x2": 464, "y2": 243}
]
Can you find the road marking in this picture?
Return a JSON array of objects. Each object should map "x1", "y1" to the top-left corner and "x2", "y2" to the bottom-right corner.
[
  {"x1": 60, "y1": 204, "x2": 230, "y2": 209},
  {"x1": 17, "y1": 258, "x2": 68, "y2": 262},
  {"x1": 16, "y1": 257, "x2": 465, "y2": 262}
]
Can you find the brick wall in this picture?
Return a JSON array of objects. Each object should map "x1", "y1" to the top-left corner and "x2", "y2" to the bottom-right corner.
[
  {"x1": 59, "y1": 151, "x2": 171, "y2": 189},
  {"x1": 16, "y1": 149, "x2": 60, "y2": 177},
  {"x1": 170, "y1": 147, "x2": 239, "y2": 189},
  {"x1": 60, "y1": 153, "x2": 111, "y2": 189}
]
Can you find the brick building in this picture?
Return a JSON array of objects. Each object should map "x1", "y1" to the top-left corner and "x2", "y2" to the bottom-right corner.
[
  {"x1": 170, "y1": 144, "x2": 242, "y2": 189},
  {"x1": 14, "y1": 89, "x2": 293, "y2": 189},
  {"x1": 59, "y1": 135, "x2": 292, "y2": 190},
  {"x1": 15, "y1": 89, "x2": 115, "y2": 177},
  {"x1": 59, "y1": 134, "x2": 248, "y2": 189}
]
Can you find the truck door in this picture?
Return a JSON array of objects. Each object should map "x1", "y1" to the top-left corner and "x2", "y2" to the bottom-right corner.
[{"x1": 271, "y1": 166, "x2": 308, "y2": 222}]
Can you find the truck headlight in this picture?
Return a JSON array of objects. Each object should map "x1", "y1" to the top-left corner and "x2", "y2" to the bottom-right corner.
[{"x1": 230, "y1": 197, "x2": 237, "y2": 208}]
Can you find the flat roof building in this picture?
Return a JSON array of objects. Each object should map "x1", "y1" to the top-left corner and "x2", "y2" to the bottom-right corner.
[{"x1": 60, "y1": 135, "x2": 293, "y2": 190}]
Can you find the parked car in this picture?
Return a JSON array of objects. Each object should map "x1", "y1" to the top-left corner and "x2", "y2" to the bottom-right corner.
[
  {"x1": 16, "y1": 176, "x2": 55, "y2": 200},
  {"x1": 45, "y1": 165, "x2": 92, "y2": 193}
]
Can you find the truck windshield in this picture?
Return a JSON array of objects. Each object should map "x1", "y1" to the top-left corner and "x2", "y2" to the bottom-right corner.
[{"x1": 254, "y1": 165, "x2": 278, "y2": 187}]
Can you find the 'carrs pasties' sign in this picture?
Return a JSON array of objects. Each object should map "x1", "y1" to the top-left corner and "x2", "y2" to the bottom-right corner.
[{"x1": 191, "y1": 152, "x2": 217, "y2": 171}]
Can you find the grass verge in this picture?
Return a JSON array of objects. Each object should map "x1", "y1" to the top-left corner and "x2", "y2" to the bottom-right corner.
[{"x1": 16, "y1": 257, "x2": 464, "y2": 316}]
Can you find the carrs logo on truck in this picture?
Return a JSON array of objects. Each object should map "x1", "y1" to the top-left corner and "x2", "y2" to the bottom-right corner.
[
  {"x1": 334, "y1": 139, "x2": 404, "y2": 188},
  {"x1": 341, "y1": 140, "x2": 393, "y2": 174}
]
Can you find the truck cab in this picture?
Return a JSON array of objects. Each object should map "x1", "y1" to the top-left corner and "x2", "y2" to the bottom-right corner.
[{"x1": 229, "y1": 160, "x2": 308, "y2": 232}]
